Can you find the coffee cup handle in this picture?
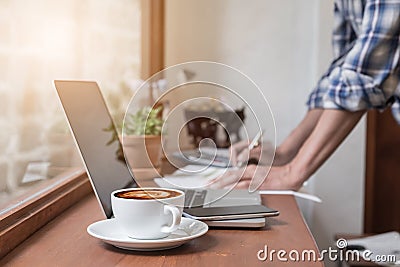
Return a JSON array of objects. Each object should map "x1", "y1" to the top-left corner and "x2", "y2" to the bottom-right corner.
[{"x1": 161, "y1": 205, "x2": 181, "y2": 233}]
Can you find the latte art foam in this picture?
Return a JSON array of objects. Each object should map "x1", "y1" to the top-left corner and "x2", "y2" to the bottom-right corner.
[{"x1": 115, "y1": 189, "x2": 181, "y2": 200}]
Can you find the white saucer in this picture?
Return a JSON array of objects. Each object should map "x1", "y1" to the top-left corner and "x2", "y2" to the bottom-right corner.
[{"x1": 87, "y1": 217, "x2": 208, "y2": 251}]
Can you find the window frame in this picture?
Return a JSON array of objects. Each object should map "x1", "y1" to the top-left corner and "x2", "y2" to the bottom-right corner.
[
  {"x1": 0, "y1": 0, "x2": 165, "y2": 258},
  {"x1": 0, "y1": 169, "x2": 91, "y2": 258}
]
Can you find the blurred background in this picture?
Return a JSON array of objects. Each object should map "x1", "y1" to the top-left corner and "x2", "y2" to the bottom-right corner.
[
  {"x1": 0, "y1": 1, "x2": 369, "y2": 266},
  {"x1": 0, "y1": 0, "x2": 141, "y2": 201}
]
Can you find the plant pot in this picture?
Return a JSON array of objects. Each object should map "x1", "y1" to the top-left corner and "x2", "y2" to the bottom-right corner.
[{"x1": 122, "y1": 135, "x2": 162, "y2": 170}]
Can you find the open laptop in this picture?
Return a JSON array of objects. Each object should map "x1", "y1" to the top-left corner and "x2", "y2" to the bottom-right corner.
[{"x1": 54, "y1": 80, "x2": 267, "y2": 227}]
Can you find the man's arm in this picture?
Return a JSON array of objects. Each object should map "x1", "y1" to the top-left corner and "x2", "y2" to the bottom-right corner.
[
  {"x1": 229, "y1": 109, "x2": 323, "y2": 166},
  {"x1": 273, "y1": 109, "x2": 323, "y2": 166},
  {"x1": 286, "y1": 109, "x2": 365, "y2": 188},
  {"x1": 210, "y1": 109, "x2": 365, "y2": 190}
]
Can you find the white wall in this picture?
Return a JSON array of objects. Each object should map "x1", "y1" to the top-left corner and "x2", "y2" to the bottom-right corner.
[
  {"x1": 310, "y1": 2, "x2": 366, "y2": 264},
  {"x1": 165, "y1": 0, "x2": 365, "y2": 263},
  {"x1": 165, "y1": 0, "x2": 317, "y2": 144}
]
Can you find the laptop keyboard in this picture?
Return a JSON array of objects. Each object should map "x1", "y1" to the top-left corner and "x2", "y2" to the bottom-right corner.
[{"x1": 183, "y1": 189, "x2": 207, "y2": 208}]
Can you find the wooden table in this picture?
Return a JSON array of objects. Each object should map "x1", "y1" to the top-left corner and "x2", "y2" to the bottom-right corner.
[{"x1": 0, "y1": 191, "x2": 323, "y2": 266}]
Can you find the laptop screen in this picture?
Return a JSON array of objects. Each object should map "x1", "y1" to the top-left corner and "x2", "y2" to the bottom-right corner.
[{"x1": 54, "y1": 80, "x2": 137, "y2": 218}]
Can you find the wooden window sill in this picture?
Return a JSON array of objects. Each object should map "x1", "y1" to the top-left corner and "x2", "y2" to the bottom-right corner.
[{"x1": 0, "y1": 168, "x2": 92, "y2": 258}]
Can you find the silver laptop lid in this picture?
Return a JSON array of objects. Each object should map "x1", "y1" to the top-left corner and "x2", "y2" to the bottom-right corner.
[{"x1": 54, "y1": 80, "x2": 137, "y2": 218}]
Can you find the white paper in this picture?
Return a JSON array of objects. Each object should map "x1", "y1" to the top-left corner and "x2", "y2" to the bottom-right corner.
[{"x1": 258, "y1": 190, "x2": 322, "y2": 203}]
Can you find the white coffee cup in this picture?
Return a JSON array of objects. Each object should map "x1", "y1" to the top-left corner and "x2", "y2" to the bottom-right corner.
[{"x1": 111, "y1": 187, "x2": 185, "y2": 240}]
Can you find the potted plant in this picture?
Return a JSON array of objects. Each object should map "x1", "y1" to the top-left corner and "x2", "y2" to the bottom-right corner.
[{"x1": 122, "y1": 106, "x2": 164, "y2": 171}]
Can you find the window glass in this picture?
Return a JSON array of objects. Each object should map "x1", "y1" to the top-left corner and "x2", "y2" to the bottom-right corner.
[{"x1": 0, "y1": 0, "x2": 141, "y2": 208}]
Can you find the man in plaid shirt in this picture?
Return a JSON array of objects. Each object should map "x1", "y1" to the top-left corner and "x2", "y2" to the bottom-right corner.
[{"x1": 213, "y1": 0, "x2": 400, "y2": 190}]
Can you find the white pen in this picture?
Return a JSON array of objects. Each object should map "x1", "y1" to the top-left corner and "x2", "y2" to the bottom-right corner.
[
  {"x1": 236, "y1": 129, "x2": 264, "y2": 167},
  {"x1": 248, "y1": 129, "x2": 264, "y2": 150}
]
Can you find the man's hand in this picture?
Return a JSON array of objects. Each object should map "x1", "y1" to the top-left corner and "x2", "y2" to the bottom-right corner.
[{"x1": 229, "y1": 140, "x2": 262, "y2": 167}]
